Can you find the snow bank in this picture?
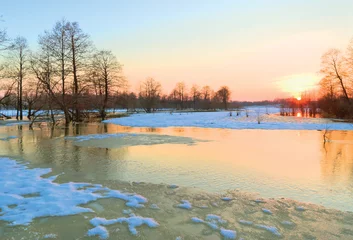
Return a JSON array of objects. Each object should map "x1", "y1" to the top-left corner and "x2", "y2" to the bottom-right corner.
[
  {"x1": 0, "y1": 157, "x2": 148, "y2": 226},
  {"x1": 104, "y1": 109, "x2": 353, "y2": 130}
]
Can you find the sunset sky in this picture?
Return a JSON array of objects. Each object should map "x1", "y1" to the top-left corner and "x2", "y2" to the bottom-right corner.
[{"x1": 2, "y1": 0, "x2": 353, "y2": 100}]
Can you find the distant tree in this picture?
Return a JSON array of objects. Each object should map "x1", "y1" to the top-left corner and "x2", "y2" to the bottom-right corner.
[
  {"x1": 139, "y1": 77, "x2": 161, "y2": 113},
  {"x1": 201, "y1": 85, "x2": 212, "y2": 109},
  {"x1": 173, "y1": 82, "x2": 187, "y2": 109},
  {"x1": 190, "y1": 84, "x2": 200, "y2": 109},
  {"x1": 216, "y1": 86, "x2": 231, "y2": 109}
]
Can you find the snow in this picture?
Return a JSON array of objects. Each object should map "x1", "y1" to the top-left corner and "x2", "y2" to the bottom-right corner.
[
  {"x1": 239, "y1": 220, "x2": 253, "y2": 225},
  {"x1": 295, "y1": 206, "x2": 306, "y2": 211},
  {"x1": 90, "y1": 216, "x2": 159, "y2": 236},
  {"x1": 262, "y1": 208, "x2": 273, "y2": 215},
  {"x1": 191, "y1": 217, "x2": 204, "y2": 223},
  {"x1": 221, "y1": 197, "x2": 232, "y2": 201},
  {"x1": 206, "y1": 214, "x2": 227, "y2": 224},
  {"x1": 43, "y1": 233, "x2": 57, "y2": 239},
  {"x1": 255, "y1": 224, "x2": 281, "y2": 236},
  {"x1": 191, "y1": 215, "x2": 233, "y2": 238},
  {"x1": 104, "y1": 107, "x2": 353, "y2": 130},
  {"x1": 177, "y1": 200, "x2": 192, "y2": 209},
  {"x1": 220, "y1": 228, "x2": 237, "y2": 239},
  {"x1": 0, "y1": 157, "x2": 149, "y2": 226},
  {"x1": 150, "y1": 204, "x2": 160, "y2": 210},
  {"x1": 87, "y1": 226, "x2": 109, "y2": 239},
  {"x1": 281, "y1": 221, "x2": 294, "y2": 226}
]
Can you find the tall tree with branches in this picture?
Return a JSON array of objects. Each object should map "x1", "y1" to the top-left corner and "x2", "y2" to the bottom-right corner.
[{"x1": 90, "y1": 50, "x2": 123, "y2": 120}]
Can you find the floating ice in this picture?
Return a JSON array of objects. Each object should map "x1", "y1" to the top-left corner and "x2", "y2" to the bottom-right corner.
[
  {"x1": 262, "y1": 208, "x2": 273, "y2": 215},
  {"x1": 0, "y1": 157, "x2": 148, "y2": 226},
  {"x1": 177, "y1": 200, "x2": 192, "y2": 209},
  {"x1": 255, "y1": 224, "x2": 281, "y2": 236},
  {"x1": 220, "y1": 228, "x2": 237, "y2": 239},
  {"x1": 87, "y1": 226, "x2": 109, "y2": 239}
]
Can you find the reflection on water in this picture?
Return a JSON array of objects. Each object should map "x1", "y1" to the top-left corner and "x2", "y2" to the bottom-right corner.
[{"x1": 1, "y1": 123, "x2": 353, "y2": 211}]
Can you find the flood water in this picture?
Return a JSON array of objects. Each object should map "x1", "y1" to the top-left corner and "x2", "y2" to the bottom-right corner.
[{"x1": 1, "y1": 122, "x2": 353, "y2": 239}]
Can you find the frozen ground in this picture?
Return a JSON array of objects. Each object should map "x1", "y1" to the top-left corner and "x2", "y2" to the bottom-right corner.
[{"x1": 104, "y1": 107, "x2": 353, "y2": 130}]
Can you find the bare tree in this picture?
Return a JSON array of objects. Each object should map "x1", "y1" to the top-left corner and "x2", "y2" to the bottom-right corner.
[
  {"x1": 139, "y1": 77, "x2": 161, "y2": 113},
  {"x1": 90, "y1": 50, "x2": 123, "y2": 120},
  {"x1": 39, "y1": 19, "x2": 71, "y2": 123},
  {"x1": 2, "y1": 37, "x2": 30, "y2": 120},
  {"x1": 67, "y1": 22, "x2": 92, "y2": 121},
  {"x1": 320, "y1": 49, "x2": 350, "y2": 103}
]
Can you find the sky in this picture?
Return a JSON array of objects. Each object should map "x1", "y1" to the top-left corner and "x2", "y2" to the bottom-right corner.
[{"x1": 1, "y1": 0, "x2": 353, "y2": 101}]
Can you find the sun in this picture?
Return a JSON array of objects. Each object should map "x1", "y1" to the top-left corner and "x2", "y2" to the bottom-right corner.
[{"x1": 296, "y1": 96, "x2": 301, "y2": 101}]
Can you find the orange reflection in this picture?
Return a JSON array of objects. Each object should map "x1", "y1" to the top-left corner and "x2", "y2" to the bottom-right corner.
[{"x1": 296, "y1": 112, "x2": 302, "y2": 117}]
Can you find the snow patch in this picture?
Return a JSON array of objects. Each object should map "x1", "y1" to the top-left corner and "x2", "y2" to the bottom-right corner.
[
  {"x1": 87, "y1": 226, "x2": 109, "y2": 239},
  {"x1": 177, "y1": 200, "x2": 192, "y2": 210},
  {"x1": 0, "y1": 157, "x2": 148, "y2": 226}
]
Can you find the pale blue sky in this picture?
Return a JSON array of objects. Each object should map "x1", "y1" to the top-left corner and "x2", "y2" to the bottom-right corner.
[{"x1": 2, "y1": 0, "x2": 353, "y2": 100}]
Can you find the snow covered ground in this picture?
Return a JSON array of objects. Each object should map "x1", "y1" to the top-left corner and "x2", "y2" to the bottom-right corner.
[{"x1": 104, "y1": 107, "x2": 353, "y2": 130}]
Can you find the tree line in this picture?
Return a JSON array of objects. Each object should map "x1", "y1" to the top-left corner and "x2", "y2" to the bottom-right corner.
[{"x1": 0, "y1": 19, "x2": 232, "y2": 125}]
